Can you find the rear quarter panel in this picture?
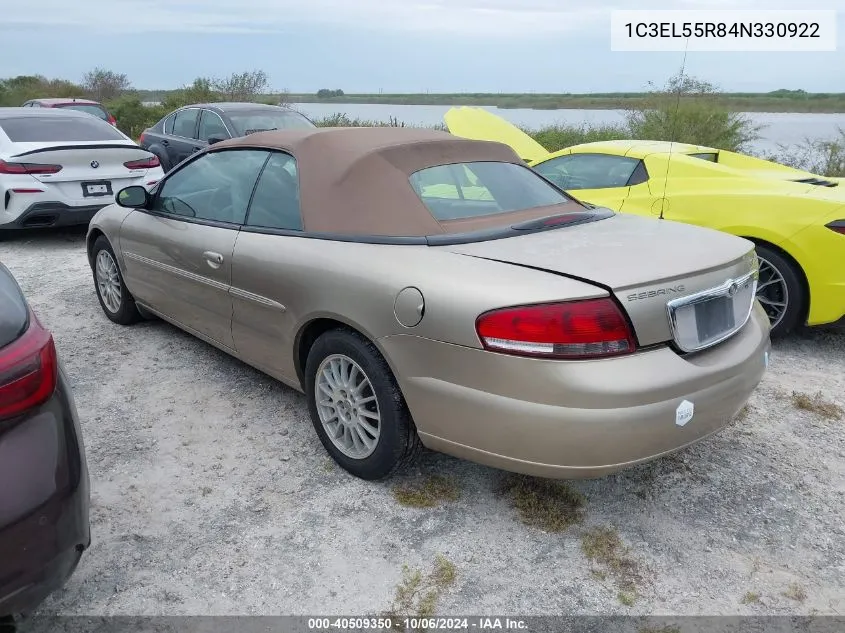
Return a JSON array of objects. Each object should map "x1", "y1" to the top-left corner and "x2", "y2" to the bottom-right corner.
[{"x1": 229, "y1": 232, "x2": 608, "y2": 387}]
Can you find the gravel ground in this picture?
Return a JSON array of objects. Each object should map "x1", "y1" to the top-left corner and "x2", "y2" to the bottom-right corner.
[{"x1": 2, "y1": 226, "x2": 844, "y2": 619}]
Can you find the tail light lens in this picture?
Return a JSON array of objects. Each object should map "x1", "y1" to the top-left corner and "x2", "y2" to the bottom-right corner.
[
  {"x1": 108, "y1": 114, "x2": 117, "y2": 126},
  {"x1": 0, "y1": 159, "x2": 62, "y2": 175},
  {"x1": 0, "y1": 310, "x2": 58, "y2": 420},
  {"x1": 476, "y1": 297, "x2": 636, "y2": 360},
  {"x1": 138, "y1": 133, "x2": 147, "y2": 145},
  {"x1": 124, "y1": 155, "x2": 160, "y2": 170},
  {"x1": 826, "y1": 220, "x2": 845, "y2": 235}
]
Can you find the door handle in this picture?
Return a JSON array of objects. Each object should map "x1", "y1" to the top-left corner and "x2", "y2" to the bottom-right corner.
[
  {"x1": 203, "y1": 251, "x2": 224, "y2": 268},
  {"x1": 191, "y1": 147, "x2": 200, "y2": 153},
  {"x1": 161, "y1": 139, "x2": 169, "y2": 146}
]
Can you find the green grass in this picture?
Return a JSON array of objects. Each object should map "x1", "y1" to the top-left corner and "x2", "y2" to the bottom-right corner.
[
  {"x1": 791, "y1": 391, "x2": 844, "y2": 420},
  {"x1": 385, "y1": 554, "x2": 457, "y2": 622},
  {"x1": 496, "y1": 474, "x2": 586, "y2": 532},
  {"x1": 276, "y1": 92, "x2": 845, "y2": 113},
  {"x1": 582, "y1": 526, "x2": 645, "y2": 602},
  {"x1": 392, "y1": 475, "x2": 461, "y2": 508}
]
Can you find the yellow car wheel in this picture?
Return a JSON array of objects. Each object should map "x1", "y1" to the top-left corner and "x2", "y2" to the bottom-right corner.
[{"x1": 755, "y1": 244, "x2": 807, "y2": 338}]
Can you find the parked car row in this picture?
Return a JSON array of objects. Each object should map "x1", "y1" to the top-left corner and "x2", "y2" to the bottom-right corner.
[{"x1": 5, "y1": 99, "x2": 842, "y2": 621}]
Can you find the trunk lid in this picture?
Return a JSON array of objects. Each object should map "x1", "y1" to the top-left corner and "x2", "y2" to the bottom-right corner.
[
  {"x1": 438, "y1": 213, "x2": 759, "y2": 347},
  {"x1": 10, "y1": 142, "x2": 156, "y2": 201},
  {"x1": 444, "y1": 107, "x2": 551, "y2": 163}
]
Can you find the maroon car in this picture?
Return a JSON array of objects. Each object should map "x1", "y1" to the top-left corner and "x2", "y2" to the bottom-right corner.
[
  {"x1": 20, "y1": 98, "x2": 117, "y2": 127},
  {"x1": 0, "y1": 262, "x2": 90, "y2": 620}
]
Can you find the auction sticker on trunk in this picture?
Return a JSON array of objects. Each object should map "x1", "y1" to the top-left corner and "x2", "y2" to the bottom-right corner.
[{"x1": 676, "y1": 400, "x2": 695, "y2": 426}]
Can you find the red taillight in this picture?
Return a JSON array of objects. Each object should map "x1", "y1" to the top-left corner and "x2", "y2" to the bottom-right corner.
[
  {"x1": 108, "y1": 114, "x2": 117, "y2": 126},
  {"x1": 138, "y1": 133, "x2": 147, "y2": 145},
  {"x1": 124, "y1": 155, "x2": 160, "y2": 170},
  {"x1": 827, "y1": 220, "x2": 845, "y2": 235},
  {"x1": 0, "y1": 159, "x2": 62, "y2": 175},
  {"x1": 475, "y1": 297, "x2": 636, "y2": 360},
  {"x1": 0, "y1": 311, "x2": 58, "y2": 420}
]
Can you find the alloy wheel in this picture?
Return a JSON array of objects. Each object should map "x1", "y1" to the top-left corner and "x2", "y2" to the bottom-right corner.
[
  {"x1": 315, "y1": 354, "x2": 381, "y2": 459},
  {"x1": 756, "y1": 255, "x2": 789, "y2": 330},
  {"x1": 96, "y1": 250, "x2": 122, "y2": 314}
]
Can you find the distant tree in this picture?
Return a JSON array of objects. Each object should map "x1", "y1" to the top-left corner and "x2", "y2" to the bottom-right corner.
[
  {"x1": 81, "y1": 67, "x2": 131, "y2": 102},
  {"x1": 316, "y1": 88, "x2": 344, "y2": 99},
  {"x1": 625, "y1": 70, "x2": 761, "y2": 151},
  {"x1": 0, "y1": 74, "x2": 86, "y2": 106},
  {"x1": 213, "y1": 70, "x2": 269, "y2": 101}
]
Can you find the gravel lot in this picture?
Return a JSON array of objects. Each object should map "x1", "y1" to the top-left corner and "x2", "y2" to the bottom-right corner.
[{"x1": 2, "y1": 226, "x2": 844, "y2": 619}]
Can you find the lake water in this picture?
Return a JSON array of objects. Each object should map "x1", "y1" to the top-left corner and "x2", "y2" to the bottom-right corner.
[{"x1": 291, "y1": 102, "x2": 845, "y2": 156}]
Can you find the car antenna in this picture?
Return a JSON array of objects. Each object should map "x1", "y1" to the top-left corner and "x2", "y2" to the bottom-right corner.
[{"x1": 661, "y1": 38, "x2": 690, "y2": 221}]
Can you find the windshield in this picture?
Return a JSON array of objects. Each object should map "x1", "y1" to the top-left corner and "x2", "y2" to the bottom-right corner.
[
  {"x1": 56, "y1": 103, "x2": 109, "y2": 121},
  {"x1": 0, "y1": 116, "x2": 126, "y2": 142},
  {"x1": 228, "y1": 109, "x2": 315, "y2": 135},
  {"x1": 409, "y1": 161, "x2": 572, "y2": 221}
]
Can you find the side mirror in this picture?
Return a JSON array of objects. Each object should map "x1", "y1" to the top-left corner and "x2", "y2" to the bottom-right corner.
[
  {"x1": 116, "y1": 185, "x2": 150, "y2": 209},
  {"x1": 207, "y1": 134, "x2": 226, "y2": 145}
]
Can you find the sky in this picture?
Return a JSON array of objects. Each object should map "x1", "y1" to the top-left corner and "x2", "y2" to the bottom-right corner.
[{"x1": 0, "y1": 0, "x2": 842, "y2": 93}]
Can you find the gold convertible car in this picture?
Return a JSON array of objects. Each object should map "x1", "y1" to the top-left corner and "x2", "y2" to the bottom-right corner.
[{"x1": 86, "y1": 127, "x2": 770, "y2": 480}]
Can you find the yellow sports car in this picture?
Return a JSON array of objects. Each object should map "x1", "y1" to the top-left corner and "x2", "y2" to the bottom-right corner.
[{"x1": 445, "y1": 107, "x2": 845, "y2": 337}]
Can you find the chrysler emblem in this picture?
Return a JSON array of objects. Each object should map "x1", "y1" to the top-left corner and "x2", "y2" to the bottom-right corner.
[
  {"x1": 727, "y1": 282, "x2": 739, "y2": 297},
  {"x1": 90, "y1": 160, "x2": 99, "y2": 169}
]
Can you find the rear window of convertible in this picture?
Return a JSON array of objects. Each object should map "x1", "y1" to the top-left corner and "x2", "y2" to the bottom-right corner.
[
  {"x1": 0, "y1": 116, "x2": 125, "y2": 142},
  {"x1": 409, "y1": 161, "x2": 570, "y2": 221}
]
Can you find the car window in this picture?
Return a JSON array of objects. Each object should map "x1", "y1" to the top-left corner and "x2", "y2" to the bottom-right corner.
[
  {"x1": 534, "y1": 154, "x2": 643, "y2": 190},
  {"x1": 227, "y1": 109, "x2": 315, "y2": 135},
  {"x1": 152, "y1": 150, "x2": 270, "y2": 224},
  {"x1": 172, "y1": 109, "x2": 200, "y2": 139},
  {"x1": 163, "y1": 113, "x2": 175, "y2": 135},
  {"x1": 246, "y1": 153, "x2": 302, "y2": 231},
  {"x1": 197, "y1": 110, "x2": 230, "y2": 142},
  {"x1": 0, "y1": 116, "x2": 125, "y2": 142},
  {"x1": 409, "y1": 161, "x2": 569, "y2": 221},
  {"x1": 57, "y1": 103, "x2": 109, "y2": 121}
]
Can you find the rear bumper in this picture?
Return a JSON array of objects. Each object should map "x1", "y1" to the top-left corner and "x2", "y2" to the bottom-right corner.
[
  {"x1": 380, "y1": 302, "x2": 771, "y2": 479},
  {"x1": 0, "y1": 366, "x2": 90, "y2": 616},
  {"x1": 0, "y1": 202, "x2": 106, "y2": 230}
]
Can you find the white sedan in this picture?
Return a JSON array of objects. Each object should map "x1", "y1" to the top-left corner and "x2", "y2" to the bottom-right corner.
[{"x1": 0, "y1": 107, "x2": 164, "y2": 231}]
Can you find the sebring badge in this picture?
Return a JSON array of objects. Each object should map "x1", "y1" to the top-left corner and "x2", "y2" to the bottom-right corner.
[{"x1": 90, "y1": 160, "x2": 99, "y2": 169}]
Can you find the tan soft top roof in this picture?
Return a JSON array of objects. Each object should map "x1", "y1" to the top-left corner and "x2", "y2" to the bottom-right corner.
[{"x1": 214, "y1": 127, "x2": 582, "y2": 236}]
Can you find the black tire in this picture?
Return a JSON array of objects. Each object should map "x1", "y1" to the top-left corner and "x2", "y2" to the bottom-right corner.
[
  {"x1": 304, "y1": 328, "x2": 422, "y2": 480},
  {"x1": 755, "y1": 244, "x2": 805, "y2": 338},
  {"x1": 91, "y1": 236, "x2": 142, "y2": 325}
]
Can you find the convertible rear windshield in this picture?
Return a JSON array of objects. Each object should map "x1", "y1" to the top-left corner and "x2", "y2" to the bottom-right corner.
[
  {"x1": 409, "y1": 161, "x2": 571, "y2": 221},
  {"x1": 0, "y1": 116, "x2": 125, "y2": 142}
]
